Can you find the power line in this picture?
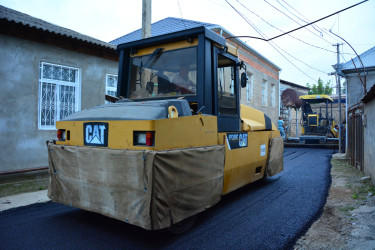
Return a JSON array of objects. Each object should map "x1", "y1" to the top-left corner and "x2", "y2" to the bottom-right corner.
[
  {"x1": 225, "y1": 0, "x2": 322, "y2": 82},
  {"x1": 278, "y1": 0, "x2": 339, "y2": 42},
  {"x1": 226, "y1": 0, "x2": 367, "y2": 44},
  {"x1": 276, "y1": 0, "x2": 322, "y2": 34},
  {"x1": 235, "y1": 0, "x2": 339, "y2": 54},
  {"x1": 263, "y1": 0, "x2": 333, "y2": 45},
  {"x1": 177, "y1": 0, "x2": 187, "y2": 29}
]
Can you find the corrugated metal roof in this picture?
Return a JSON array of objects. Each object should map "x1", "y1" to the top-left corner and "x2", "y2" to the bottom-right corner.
[
  {"x1": 110, "y1": 17, "x2": 280, "y2": 72},
  {"x1": 340, "y1": 46, "x2": 375, "y2": 71},
  {"x1": 0, "y1": 5, "x2": 115, "y2": 50},
  {"x1": 110, "y1": 17, "x2": 218, "y2": 45}
]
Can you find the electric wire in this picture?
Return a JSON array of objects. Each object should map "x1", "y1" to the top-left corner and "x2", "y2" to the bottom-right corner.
[
  {"x1": 228, "y1": 1, "x2": 329, "y2": 75},
  {"x1": 226, "y1": 0, "x2": 367, "y2": 45},
  {"x1": 177, "y1": 0, "x2": 187, "y2": 30},
  {"x1": 276, "y1": 0, "x2": 322, "y2": 34},
  {"x1": 329, "y1": 30, "x2": 367, "y2": 95},
  {"x1": 278, "y1": 0, "x2": 340, "y2": 42},
  {"x1": 235, "y1": 0, "x2": 339, "y2": 54},
  {"x1": 225, "y1": 0, "x2": 322, "y2": 82},
  {"x1": 263, "y1": 0, "x2": 333, "y2": 45}
]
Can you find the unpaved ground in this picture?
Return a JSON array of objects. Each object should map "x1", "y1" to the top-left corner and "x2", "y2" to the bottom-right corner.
[{"x1": 294, "y1": 154, "x2": 375, "y2": 249}]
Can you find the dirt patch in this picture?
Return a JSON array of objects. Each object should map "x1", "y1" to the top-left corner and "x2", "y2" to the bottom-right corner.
[{"x1": 294, "y1": 154, "x2": 375, "y2": 249}]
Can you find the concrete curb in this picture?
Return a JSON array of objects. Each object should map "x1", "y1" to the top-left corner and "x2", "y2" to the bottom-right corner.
[{"x1": 0, "y1": 190, "x2": 50, "y2": 212}]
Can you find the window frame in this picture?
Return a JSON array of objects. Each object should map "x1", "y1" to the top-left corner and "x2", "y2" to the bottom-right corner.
[
  {"x1": 262, "y1": 80, "x2": 268, "y2": 106},
  {"x1": 105, "y1": 74, "x2": 118, "y2": 103},
  {"x1": 271, "y1": 83, "x2": 276, "y2": 107},
  {"x1": 38, "y1": 62, "x2": 81, "y2": 130},
  {"x1": 246, "y1": 74, "x2": 254, "y2": 103},
  {"x1": 128, "y1": 46, "x2": 198, "y2": 100}
]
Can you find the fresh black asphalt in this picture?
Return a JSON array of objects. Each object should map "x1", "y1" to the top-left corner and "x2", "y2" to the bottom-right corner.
[{"x1": 0, "y1": 147, "x2": 334, "y2": 249}]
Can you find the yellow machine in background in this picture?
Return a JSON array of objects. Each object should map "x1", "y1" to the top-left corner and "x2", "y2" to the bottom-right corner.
[
  {"x1": 300, "y1": 94, "x2": 338, "y2": 144},
  {"x1": 48, "y1": 27, "x2": 283, "y2": 232}
]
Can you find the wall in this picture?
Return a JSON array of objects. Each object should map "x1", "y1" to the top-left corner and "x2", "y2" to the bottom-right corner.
[
  {"x1": 0, "y1": 34, "x2": 118, "y2": 172},
  {"x1": 364, "y1": 98, "x2": 375, "y2": 185},
  {"x1": 346, "y1": 73, "x2": 375, "y2": 108},
  {"x1": 238, "y1": 51, "x2": 280, "y2": 124}
]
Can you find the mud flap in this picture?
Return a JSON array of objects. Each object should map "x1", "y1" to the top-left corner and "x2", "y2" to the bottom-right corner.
[
  {"x1": 266, "y1": 136, "x2": 284, "y2": 177},
  {"x1": 47, "y1": 142, "x2": 224, "y2": 230}
]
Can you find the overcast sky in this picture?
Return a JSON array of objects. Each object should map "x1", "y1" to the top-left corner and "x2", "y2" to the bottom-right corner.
[{"x1": 1, "y1": 0, "x2": 374, "y2": 89}]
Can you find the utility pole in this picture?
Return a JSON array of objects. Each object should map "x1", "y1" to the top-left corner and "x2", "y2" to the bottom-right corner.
[
  {"x1": 334, "y1": 43, "x2": 343, "y2": 153},
  {"x1": 142, "y1": 0, "x2": 151, "y2": 39}
]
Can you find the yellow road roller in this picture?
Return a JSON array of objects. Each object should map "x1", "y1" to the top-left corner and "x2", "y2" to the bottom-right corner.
[{"x1": 47, "y1": 27, "x2": 284, "y2": 232}]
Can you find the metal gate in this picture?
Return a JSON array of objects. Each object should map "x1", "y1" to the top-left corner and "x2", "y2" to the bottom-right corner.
[{"x1": 347, "y1": 103, "x2": 364, "y2": 171}]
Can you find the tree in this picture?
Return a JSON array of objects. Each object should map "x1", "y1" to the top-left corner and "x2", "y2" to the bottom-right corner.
[
  {"x1": 316, "y1": 78, "x2": 324, "y2": 94},
  {"x1": 306, "y1": 78, "x2": 332, "y2": 95},
  {"x1": 324, "y1": 80, "x2": 333, "y2": 95},
  {"x1": 311, "y1": 84, "x2": 318, "y2": 94},
  {"x1": 342, "y1": 81, "x2": 346, "y2": 94},
  {"x1": 306, "y1": 83, "x2": 312, "y2": 95}
]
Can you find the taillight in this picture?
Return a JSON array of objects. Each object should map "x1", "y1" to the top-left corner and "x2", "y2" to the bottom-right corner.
[
  {"x1": 146, "y1": 132, "x2": 153, "y2": 146},
  {"x1": 57, "y1": 129, "x2": 66, "y2": 141},
  {"x1": 134, "y1": 131, "x2": 154, "y2": 146}
]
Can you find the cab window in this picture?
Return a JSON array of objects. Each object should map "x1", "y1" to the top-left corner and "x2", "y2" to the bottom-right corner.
[
  {"x1": 129, "y1": 47, "x2": 197, "y2": 99},
  {"x1": 217, "y1": 54, "x2": 237, "y2": 116}
]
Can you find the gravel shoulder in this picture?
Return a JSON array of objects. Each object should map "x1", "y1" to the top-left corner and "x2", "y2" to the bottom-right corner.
[{"x1": 294, "y1": 153, "x2": 375, "y2": 249}]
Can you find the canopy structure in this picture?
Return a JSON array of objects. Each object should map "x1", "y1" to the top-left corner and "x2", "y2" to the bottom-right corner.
[{"x1": 300, "y1": 95, "x2": 333, "y2": 104}]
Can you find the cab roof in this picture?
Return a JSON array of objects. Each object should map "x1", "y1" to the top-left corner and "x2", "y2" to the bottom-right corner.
[
  {"x1": 117, "y1": 26, "x2": 225, "y2": 52},
  {"x1": 300, "y1": 94, "x2": 333, "y2": 103}
]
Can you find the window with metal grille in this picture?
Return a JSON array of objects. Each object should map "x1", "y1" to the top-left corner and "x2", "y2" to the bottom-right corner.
[
  {"x1": 38, "y1": 62, "x2": 80, "y2": 130},
  {"x1": 105, "y1": 74, "x2": 117, "y2": 104}
]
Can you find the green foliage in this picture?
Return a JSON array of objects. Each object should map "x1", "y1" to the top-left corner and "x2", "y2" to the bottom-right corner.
[
  {"x1": 324, "y1": 80, "x2": 333, "y2": 95},
  {"x1": 342, "y1": 82, "x2": 347, "y2": 94},
  {"x1": 317, "y1": 78, "x2": 324, "y2": 94},
  {"x1": 306, "y1": 78, "x2": 333, "y2": 95}
]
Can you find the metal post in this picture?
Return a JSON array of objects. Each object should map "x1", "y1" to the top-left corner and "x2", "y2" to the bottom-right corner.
[
  {"x1": 142, "y1": 0, "x2": 151, "y2": 39},
  {"x1": 288, "y1": 107, "x2": 291, "y2": 138},
  {"x1": 334, "y1": 43, "x2": 342, "y2": 153},
  {"x1": 296, "y1": 108, "x2": 299, "y2": 137}
]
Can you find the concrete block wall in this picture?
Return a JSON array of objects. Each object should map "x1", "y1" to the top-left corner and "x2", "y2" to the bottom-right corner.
[
  {"x1": 239, "y1": 66, "x2": 279, "y2": 124},
  {"x1": 0, "y1": 34, "x2": 118, "y2": 173},
  {"x1": 238, "y1": 52, "x2": 280, "y2": 124}
]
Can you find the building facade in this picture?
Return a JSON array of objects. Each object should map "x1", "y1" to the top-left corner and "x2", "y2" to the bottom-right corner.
[
  {"x1": 0, "y1": 6, "x2": 118, "y2": 173},
  {"x1": 338, "y1": 46, "x2": 375, "y2": 184}
]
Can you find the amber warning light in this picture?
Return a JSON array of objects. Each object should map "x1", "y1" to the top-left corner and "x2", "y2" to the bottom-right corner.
[{"x1": 57, "y1": 129, "x2": 65, "y2": 141}]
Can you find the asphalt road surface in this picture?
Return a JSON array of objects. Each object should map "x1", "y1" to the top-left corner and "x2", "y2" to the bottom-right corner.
[{"x1": 0, "y1": 147, "x2": 334, "y2": 249}]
